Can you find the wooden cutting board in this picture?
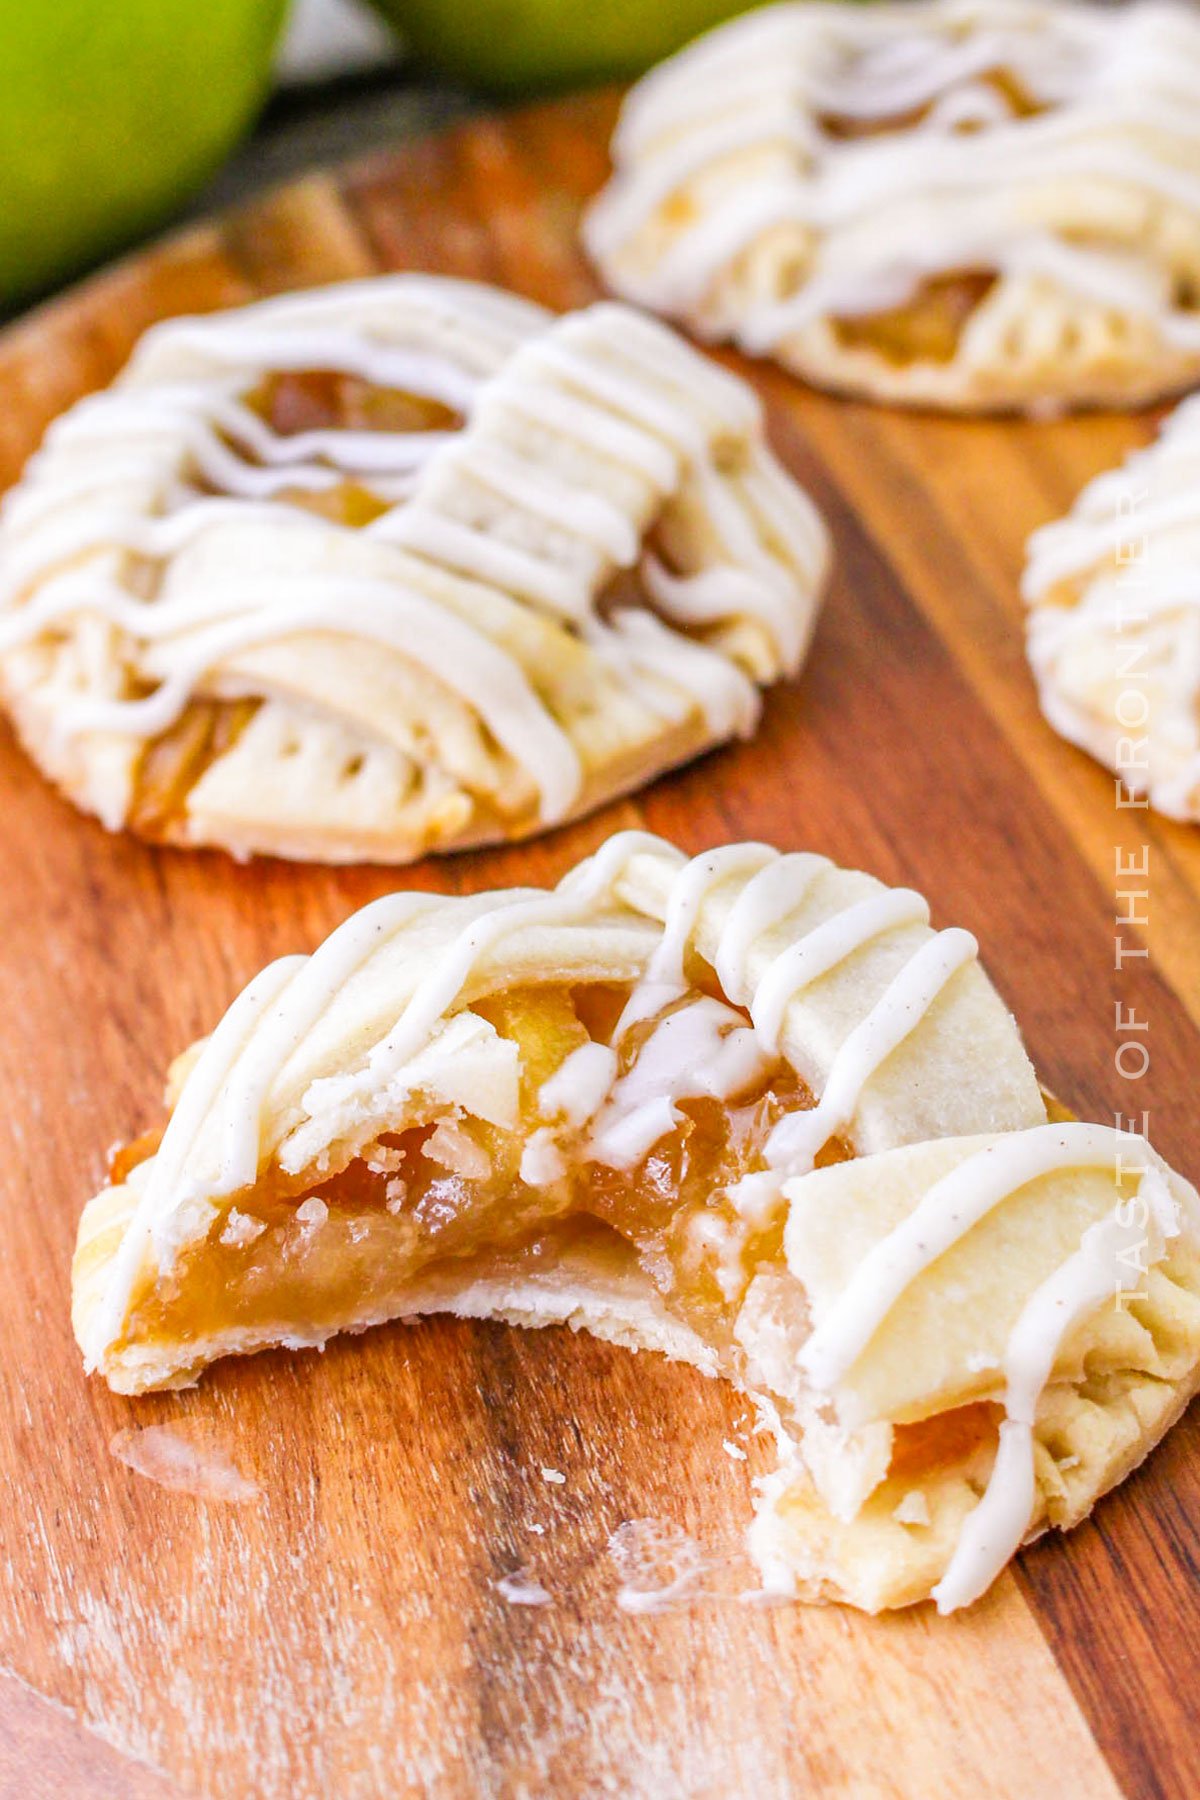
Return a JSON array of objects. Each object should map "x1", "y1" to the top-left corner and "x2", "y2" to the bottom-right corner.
[{"x1": 1, "y1": 90, "x2": 1199, "y2": 1800}]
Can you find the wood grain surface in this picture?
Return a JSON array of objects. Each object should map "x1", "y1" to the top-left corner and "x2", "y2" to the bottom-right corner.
[{"x1": 0, "y1": 91, "x2": 1197, "y2": 1800}]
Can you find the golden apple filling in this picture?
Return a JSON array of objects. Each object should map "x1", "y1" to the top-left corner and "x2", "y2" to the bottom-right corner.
[
  {"x1": 833, "y1": 271, "x2": 998, "y2": 367},
  {"x1": 817, "y1": 70, "x2": 1041, "y2": 366},
  {"x1": 103, "y1": 977, "x2": 1014, "y2": 1498},
  {"x1": 128, "y1": 698, "x2": 260, "y2": 837},
  {"x1": 111, "y1": 981, "x2": 831, "y2": 1358},
  {"x1": 248, "y1": 367, "x2": 462, "y2": 527},
  {"x1": 126, "y1": 369, "x2": 464, "y2": 831}
]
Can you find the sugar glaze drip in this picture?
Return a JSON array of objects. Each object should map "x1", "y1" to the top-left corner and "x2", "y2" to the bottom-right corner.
[{"x1": 560, "y1": 842, "x2": 978, "y2": 1181}]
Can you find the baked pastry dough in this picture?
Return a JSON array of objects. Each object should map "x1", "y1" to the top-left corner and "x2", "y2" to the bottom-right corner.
[
  {"x1": 584, "y1": 0, "x2": 1200, "y2": 412},
  {"x1": 1024, "y1": 394, "x2": 1200, "y2": 819},
  {"x1": 73, "y1": 832, "x2": 1200, "y2": 1613},
  {"x1": 0, "y1": 278, "x2": 827, "y2": 862}
]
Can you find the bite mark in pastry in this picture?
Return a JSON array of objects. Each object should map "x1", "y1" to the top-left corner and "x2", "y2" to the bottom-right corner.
[
  {"x1": 1024, "y1": 392, "x2": 1200, "y2": 819},
  {"x1": 584, "y1": 0, "x2": 1200, "y2": 412},
  {"x1": 72, "y1": 833, "x2": 1200, "y2": 1613},
  {"x1": 0, "y1": 278, "x2": 827, "y2": 862}
]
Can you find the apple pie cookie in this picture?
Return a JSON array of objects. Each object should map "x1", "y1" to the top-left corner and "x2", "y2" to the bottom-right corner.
[
  {"x1": 73, "y1": 832, "x2": 1200, "y2": 1613},
  {"x1": 584, "y1": 0, "x2": 1200, "y2": 412},
  {"x1": 1024, "y1": 394, "x2": 1200, "y2": 820},
  {"x1": 0, "y1": 278, "x2": 827, "y2": 862}
]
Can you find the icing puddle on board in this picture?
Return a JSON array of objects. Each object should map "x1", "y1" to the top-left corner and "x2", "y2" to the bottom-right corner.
[
  {"x1": 109, "y1": 1425, "x2": 260, "y2": 1504},
  {"x1": 608, "y1": 1518, "x2": 781, "y2": 1615},
  {"x1": 488, "y1": 1517, "x2": 785, "y2": 1616},
  {"x1": 609, "y1": 1519, "x2": 720, "y2": 1614}
]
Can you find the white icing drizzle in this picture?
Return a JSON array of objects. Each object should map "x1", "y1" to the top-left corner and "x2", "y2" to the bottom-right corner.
[
  {"x1": 0, "y1": 279, "x2": 826, "y2": 830},
  {"x1": 585, "y1": 609, "x2": 763, "y2": 740},
  {"x1": 559, "y1": 840, "x2": 980, "y2": 1177},
  {"x1": 538, "y1": 1041, "x2": 620, "y2": 1128},
  {"x1": 605, "y1": 844, "x2": 978, "y2": 1176},
  {"x1": 799, "y1": 1124, "x2": 1150, "y2": 1388},
  {"x1": 545, "y1": 840, "x2": 978, "y2": 1188},
  {"x1": 763, "y1": 928, "x2": 978, "y2": 1174},
  {"x1": 1023, "y1": 390, "x2": 1200, "y2": 820},
  {"x1": 585, "y1": 0, "x2": 1200, "y2": 369},
  {"x1": 640, "y1": 555, "x2": 805, "y2": 673},
  {"x1": 616, "y1": 843, "x2": 777, "y2": 1037},
  {"x1": 714, "y1": 852, "x2": 829, "y2": 1003},
  {"x1": 931, "y1": 1189, "x2": 1170, "y2": 1612},
  {"x1": 751, "y1": 888, "x2": 930, "y2": 1054},
  {"x1": 587, "y1": 997, "x2": 773, "y2": 1171},
  {"x1": 41, "y1": 576, "x2": 584, "y2": 826}
]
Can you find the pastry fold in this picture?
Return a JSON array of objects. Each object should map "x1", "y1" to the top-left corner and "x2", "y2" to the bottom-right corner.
[
  {"x1": 0, "y1": 279, "x2": 827, "y2": 862},
  {"x1": 72, "y1": 833, "x2": 1200, "y2": 1612}
]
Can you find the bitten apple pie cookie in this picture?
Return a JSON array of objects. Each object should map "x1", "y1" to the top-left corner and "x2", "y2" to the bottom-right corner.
[
  {"x1": 0, "y1": 278, "x2": 827, "y2": 862},
  {"x1": 584, "y1": 0, "x2": 1200, "y2": 412},
  {"x1": 73, "y1": 832, "x2": 1200, "y2": 1614},
  {"x1": 1024, "y1": 395, "x2": 1200, "y2": 820}
]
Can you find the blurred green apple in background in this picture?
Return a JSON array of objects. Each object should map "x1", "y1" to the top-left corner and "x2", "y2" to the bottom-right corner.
[
  {"x1": 367, "y1": 0, "x2": 757, "y2": 93},
  {"x1": 1, "y1": 0, "x2": 289, "y2": 306}
]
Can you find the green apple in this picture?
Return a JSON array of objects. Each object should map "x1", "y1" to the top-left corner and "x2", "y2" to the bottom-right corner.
[
  {"x1": 368, "y1": 0, "x2": 759, "y2": 93},
  {"x1": 1, "y1": 0, "x2": 289, "y2": 306}
]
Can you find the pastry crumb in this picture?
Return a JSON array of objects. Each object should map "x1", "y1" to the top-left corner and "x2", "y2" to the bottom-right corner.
[
  {"x1": 296, "y1": 1196, "x2": 329, "y2": 1228},
  {"x1": 219, "y1": 1209, "x2": 267, "y2": 1249},
  {"x1": 519, "y1": 1128, "x2": 566, "y2": 1187},
  {"x1": 366, "y1": 1142, "x2": 406, "y2": 1175},
  {"x1": 722, "y1": 1439, "x2": 747, "y2": 1462},
  {"x1": 540, "y1": 1467, "x2": 566, "y2": 1485},
  {"x1": 425, "y1": 1117, "x2": 492, "y2": 1180},
  {"x1": 893, "y1": 1490, "x2": 931, "y2": 1528}
]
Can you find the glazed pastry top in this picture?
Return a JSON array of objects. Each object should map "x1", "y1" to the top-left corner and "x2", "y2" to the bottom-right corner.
[
  {"x1": 0, "y1": 277, "x2": 826, "y2": 855},
  {"x1": 585, "y1": 0, "x2": 1200, "y2": 408}
]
